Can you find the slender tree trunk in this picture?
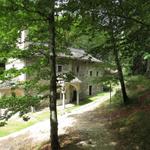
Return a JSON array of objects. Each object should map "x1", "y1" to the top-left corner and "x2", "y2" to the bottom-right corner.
[
  {"x1": 110, "y1": 82, "x2": 111, "y2": 104},
  {"x1": 111, "y1": 32, "x2": 129, "y2": 104},
  {"x1": 114, "y1": 46, "x2": 128, "y2": 104},
  {"x1": 146, "y1": 60, "x2": 150, "y2": 77},
  {"x1": 108, "y1": 11, "x2": 129, "y2": 104},
  {"x1": 48, "y1": 1, "x2": 60, "y2": 149}
]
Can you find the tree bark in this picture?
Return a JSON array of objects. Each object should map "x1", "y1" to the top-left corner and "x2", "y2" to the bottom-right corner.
[
  {"x1": 108, "y1": 13, "x2": 128, "y2": 104},
  {"x1": 48, "y1": 0, "x2": 60, "y2": 149},
  {"x1": 111, "y1": 32, "x2": 129, "y2": 104},
  {"x1": 146, "y1": 60, "x2": 150, "y2": 77},
  {"x1": 109, "y1": 81, "x2": 111, "y2": 104},
  {"x1": 114, "y1": 46, "x2": 128, "y2": 104}
]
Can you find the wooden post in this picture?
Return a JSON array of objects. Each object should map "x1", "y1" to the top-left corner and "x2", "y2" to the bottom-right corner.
[
  {"x1": 77, "y1": 91, "x2": 79, "y2": 105},
  {"x1": 62, "y1": 92, "x2": 65, "y2": 109},
  {"x1": 0, "y1": 109, "x2": 2, "y2": 117},
  {"x1": 110, "y1": 82, "x2": 112, "y2": 104}
]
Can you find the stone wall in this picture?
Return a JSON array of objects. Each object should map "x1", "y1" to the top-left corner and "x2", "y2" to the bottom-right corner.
[
  {"x1": 0, "y1": 87, "x2": 24, "y2": 97},
  {"x1": 58, "y1": 59, "x2": 103, "y2": 101}
]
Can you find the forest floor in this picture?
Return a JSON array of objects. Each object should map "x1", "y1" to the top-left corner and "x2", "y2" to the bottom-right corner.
[
  {"x1": 40, "y1": 102, "x2": 150, "y2": 150},
  {"x1": 57, "y1": 102, "x2": 150, "y2": 150}
]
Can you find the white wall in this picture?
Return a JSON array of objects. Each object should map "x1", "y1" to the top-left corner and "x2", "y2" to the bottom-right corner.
[
  {"x1": 6, "y1": 58, "x2": 26, "y2": 82},
  {"x1": 17, "y1": 30, "x2": 29, "y2": 50}
]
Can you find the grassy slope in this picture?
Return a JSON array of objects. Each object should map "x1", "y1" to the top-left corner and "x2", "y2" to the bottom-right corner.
[
  {"x1": 106, "y1": 75, "x2": 150, "y2": 150},
  {"x1": 0, "y1": 111, "x2": 50, "y2": 137}
]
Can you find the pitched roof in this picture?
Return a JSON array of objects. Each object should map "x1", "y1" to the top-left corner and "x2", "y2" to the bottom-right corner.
[{"x1": 58, "y1": 48, "x2": 101, "y2": 63}]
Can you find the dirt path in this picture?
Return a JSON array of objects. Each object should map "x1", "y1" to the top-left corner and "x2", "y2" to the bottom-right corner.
[
  {"x1": 0, "y1": 93, "x2": 113, "y2": 150},
  {"x1": 60, "y1": 106, "x2": 117, "y2": 150}
]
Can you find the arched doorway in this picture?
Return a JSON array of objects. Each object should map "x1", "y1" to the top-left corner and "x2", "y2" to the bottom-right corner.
[
  {"x1": 69, "y1": 84, "x2": 77, "y2": 103},
  {"x1": 62, "y1": 78, "x2": 81, "y2": 107},
  {"x1": 65, "y1": 83, "x2": 80, "y2": 105},
  {"x1": 72, "y1": 90, "x2": 77, "y2": 102}
]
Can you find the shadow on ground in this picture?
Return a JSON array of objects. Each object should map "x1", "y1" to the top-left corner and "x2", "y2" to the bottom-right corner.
[{"x1": 40, "y1": 99, "x2": 150, "y2": 150}]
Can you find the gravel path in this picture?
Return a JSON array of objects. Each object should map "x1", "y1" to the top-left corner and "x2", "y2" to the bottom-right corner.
[{"x1": 0, "y1": 93, "x2": 113, "y2": 150}]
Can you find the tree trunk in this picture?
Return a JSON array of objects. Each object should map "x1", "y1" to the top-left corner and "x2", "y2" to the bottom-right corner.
[
  {"x1": 110, "y1": 30, "x2": 129, "y2": 104},
  {"x1": 146, "y1": 60, "x2": 150, "y2": 77},
  {"x1": 112, "y1": 36, "x2": 128, "y2": 104},
  {"x1": 108, "y1": 13, "x2": 129, "y2": 104},
  {"x1": 48, "y1": 1, "x2": 60, "y2": 149},
  {"x1": 110, "y1": 82, "x2": 112, "y2": 104},
  {"x1": 113, "y1": 46, "x2": 128, "y2": 104},
  {"x1": 107, "y1": 9, "x2": 129, "y2": 104}
]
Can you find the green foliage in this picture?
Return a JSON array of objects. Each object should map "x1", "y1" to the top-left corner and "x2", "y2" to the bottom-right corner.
[
  {"x1": 57, "y1": 72, "x2": 75, "y2": 82},
  {"x1": 22, "y1": 114, "x2": 30, "y2": 121},
  {"x1": 68, "y1": 0, "x2": 150, "y2": 76},
  {"x1": 0, "y1": 120, "x2": 7, "y2": 127},
  {"x1": 126, "y1": 75, "x2": 150, "y2": 93},
  {"x1": 0, "y1": 95, "x2": 40, "y2": 120},
  {"x1": 110, "y1": 75, "x2": 150, "y2": 106},
  {"x1": 0, "y1": 1, "x2": 70, "y2": 121},
  {"x1": 0, "y1": 0, "x2": 149, "y2": 124},
  {"x1": 144, "y1": 53, "x2": 150, "y2": 60},
  {"x1": 110, "y1": 90, "x2": 124, "y2": 107}
]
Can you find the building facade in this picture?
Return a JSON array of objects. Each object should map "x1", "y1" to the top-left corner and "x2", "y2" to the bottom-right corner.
[
  {"x1": 0, "y1": 48, "x2": 103, "y2": 107},
  {"x1": 56, "y1": 48, "x2": 103, "y2": 107},
  {"x1": 0, "y1": 31, "x2": 103, "y2": 108}
]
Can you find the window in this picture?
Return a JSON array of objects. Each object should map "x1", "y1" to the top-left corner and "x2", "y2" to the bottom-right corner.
[
  {"x1": 0, "y1": 62, "x2": 5, "y2": 68},
  {"x1": 57, "y1": 65, "x2": 63, "y2": 72},
  {"x1": 96, "y1": 71, "x2": 99, "y2": 76},
  {"x1": 76, "y1": 66, "x2": 79, "y2": 73},
  {"x1": 89, "y1": 85, "x2": 92, "y2": 96},
  {"x1": 89, "y1": 71, "x2": 92, "y2": 76},
  {"x1": 0, "y1": 62, "x2": 5, "y2": 74}
]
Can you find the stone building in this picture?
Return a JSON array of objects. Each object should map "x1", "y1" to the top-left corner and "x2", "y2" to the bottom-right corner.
[
  {"x1": 56, "y1": 48, "x2": 103, "y2": 107},
  {"x1": 0, "y1": 31, "x2": 103, "y2": 108},
  {"x1": 0, "y1": 48, "x2": 103, "y2": 107}
]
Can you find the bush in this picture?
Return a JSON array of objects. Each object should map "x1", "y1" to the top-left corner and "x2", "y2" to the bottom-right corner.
[
  {"x1": 0, "y1": 121, "x2": 7, "y2": 127},
  {"x1": 126, "y1": 75, "x2": 150, "y2": 93},
  {"x1": 125, "y1": 75, "x2": 150, "y2": 104},
  {"x1": 22, "y1": 114, "x2": 30, "y2": 121},
  {"x1": 35, "y1": 99, "x2": 49, "y2": 110},
  {"x1": 103, "y1": 85, "x2": 112, "y2": 92}
]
